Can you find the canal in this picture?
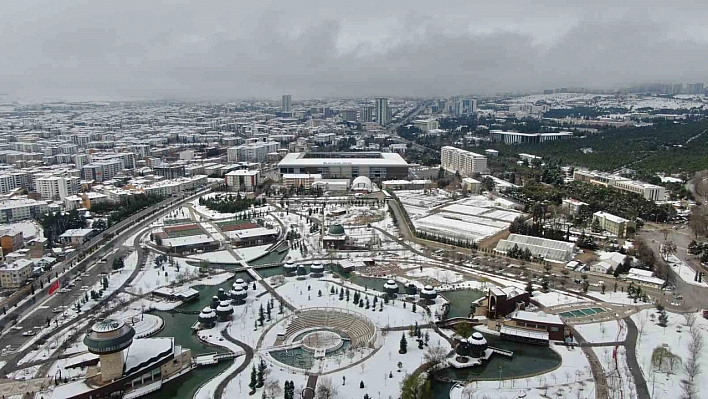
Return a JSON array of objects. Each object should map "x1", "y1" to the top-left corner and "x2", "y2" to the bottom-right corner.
[{"x1": 143, "y1": 272, "x2": 253, "y2": 399}]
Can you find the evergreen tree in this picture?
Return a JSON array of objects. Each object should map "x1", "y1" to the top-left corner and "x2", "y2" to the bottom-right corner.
[
  {"x1": 258, "y1": 304, "x2": 265, "y2": 326},
  {"x1": 346, "y1": 289, "x2": 350, "y2": 301},
  {"x1": 360, "y1": 381, "x2": 365, "y2": 388},
  {"x1": 249, "y1": 365, "x2": 257, "y2": 393},
  {"x1": 399, "y1": 333, "x2": 408, "y2": 354},
  {"x1": 412, "y1": 303, "x2": 417, "y2": 312},
  {"x1": 256, "y1": 359, "x2": 266, "y2": 388},
  {"x1": 339, "y1": 289, "x2": 344, "y2": 300}
]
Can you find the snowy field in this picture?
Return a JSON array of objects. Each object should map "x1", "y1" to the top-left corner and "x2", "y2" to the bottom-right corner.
[
  {"x1": 574, "y1": 319, "x2": 627, "y2": 344},
  {"x1": 533, "y1": 291, "x2": 587, "y2": 307},
  {"x1": 127, "y1": 253, "x2": 200, "y2": 294},
  {"x1": 665, "y1": 253, "x2": 708, "y2": 287},
  {"x1": 275, "y1": 277, "x2": 432, "y2": 328},
  {"x1": 632, "y1": 309, "x2": 708, "y2": 398},
  {"x1": 405, "y1": 267, "x2": 464, "y2": 284}
]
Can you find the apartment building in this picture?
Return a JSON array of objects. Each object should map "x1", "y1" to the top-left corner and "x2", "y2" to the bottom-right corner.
[
  {"x1": 225, "y1": 170, "x2": 260, "y2": 191},
  {"x1": 0, "y1": 199, "x2": 49, "y2": 223},
  {"x1": 0, "y1": 259, "x2": 33, "y2": 288},
  {"x1": 153, "y1": 164, "x2": 186, "y2": 180},
  {"x1": 35, "y1": 176, "x2": 80, "y2": 200},
  {"x1": 593, "y1": 211, "x2": 630, "y2": 238},
  {"x1": 227, "y1": 142, "x2": 278, "y2": 163},
  {"x1": 440, "y1": 146, "x2": 487, "y2": 176},
  {"x1": 82, "y1": 159, "x2": 123, "y2": 182}
]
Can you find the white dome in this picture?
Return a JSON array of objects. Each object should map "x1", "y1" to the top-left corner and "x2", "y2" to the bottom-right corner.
[
  {"x1": 351, "y1": 176, "x2": 373, "y2": 192},
  {"x1": 467, "y1": 332, "x2": 487, "y2": 345},
  {"x1": 387, "y1": 279, "x2": 395, "y2": 285}
]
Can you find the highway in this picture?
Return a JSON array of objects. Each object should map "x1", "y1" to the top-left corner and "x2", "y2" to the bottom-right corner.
[{"x1": 0, "y1": 187, "x2": 213, "y2": 369}]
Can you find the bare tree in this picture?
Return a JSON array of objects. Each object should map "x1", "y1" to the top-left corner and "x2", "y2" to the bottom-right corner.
[
  {"x1": 683, "y1": 313, "x2": 697, "y2": 329},
  {"x1": 316, "y1": 377, "x2": 339, "y2": 399},
  {"x1": 265, "y1": 379, "x2": 281, "y2": 398},
  {"x1": 423, "y1": 344, "x2": 449, "y2": 365},
  {"x1": 681, "y1": 325, "x2": 704, "y2": 399}
]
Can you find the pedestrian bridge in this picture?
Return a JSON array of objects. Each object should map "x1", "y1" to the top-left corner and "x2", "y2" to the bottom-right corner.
[{"x1": 194, "y1": 351, "x2": 241, "y2": 366}]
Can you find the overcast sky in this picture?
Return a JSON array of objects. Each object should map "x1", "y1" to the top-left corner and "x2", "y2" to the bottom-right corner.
[{"x1": 2, "y1": 0, "x2": 708, "y2": 101}]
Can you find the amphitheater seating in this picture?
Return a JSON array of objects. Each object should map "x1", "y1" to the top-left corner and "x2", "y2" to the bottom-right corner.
[{"x1": 285, "y1": 309, "x2": 376, "y2": 348}]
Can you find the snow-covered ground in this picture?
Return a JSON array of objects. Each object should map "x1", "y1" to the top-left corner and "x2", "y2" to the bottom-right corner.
[
  {"x1": 5, "y1": 364, "x2": 41, "y2": 380},
  {"x1": 18, "y1": 319, "x2": 91, "y2": 365},
  {"x1": 235, "y1": 245, "x2": 271, "y2": 262},
  {"x1": 405, "y1": 267, "x2": 464, "y2": 284},
  {"x1": 275, "y1": 277, "x2": 431, "y2": 328},
  {"x1": 632, "y1": 309, "x2": 708, "y2": 398},
  {"x1": 594, "y1": 345, "x2": 636, "y2": 399},
  {"x1": 574, "y1": 319, "x2": 627, "y2": 344},
  {"x1": 587, "y1": 290, "x2": 643, "y2": 305},
  {"x1": 533, "y1": 291, "x2": 587, "y2": 307},
  {"x1": 665, "y1": 253, "x2": 708, "y2": 287}
]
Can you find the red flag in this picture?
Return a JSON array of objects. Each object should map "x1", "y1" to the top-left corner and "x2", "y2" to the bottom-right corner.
[{"x1": 48, "y1": 279, "x2": 60, "y2": 295}]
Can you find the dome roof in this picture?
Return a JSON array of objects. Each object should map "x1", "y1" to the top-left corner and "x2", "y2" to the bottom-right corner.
[
  {"x1": 84, "y1": 319, "x2": 135, "y2": 354},
  {"x1": 284, "y1": 261, "x2": 297, "y2": 269},
  {"x1": 467, "y1": 332, "x2": 487, "y2": 346},
  {"x1": 91, "y1": 318, "x2": 125, "y2": 333},
  {"x1": 327, "y1": 224, "x2": 345, "y2": 236},
  {"x1": 351, "y1": 176, "x2": 373, "y2": 192}
]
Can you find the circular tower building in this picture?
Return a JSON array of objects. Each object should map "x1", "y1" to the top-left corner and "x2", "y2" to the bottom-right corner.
[{"x1": 84, "y1": 319, "x2": 135, "y2": 384}]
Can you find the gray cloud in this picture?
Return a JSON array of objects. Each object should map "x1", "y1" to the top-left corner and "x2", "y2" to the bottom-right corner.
[{"x1": 1, "y1": 0, "x2": 707, "y2": 101}]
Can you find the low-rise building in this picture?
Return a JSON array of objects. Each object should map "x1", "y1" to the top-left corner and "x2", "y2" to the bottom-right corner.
[
  {"x1": 59, "y1": 228, "x2": 97, "y2": 246},
  {"x1": 282, "y1": 173, "x2": 322, "y2": 189},
  {"x1": 495, "y1": 234, "x2": 576, "y2": 263},
  {"x1": 0, "y1": 258, "x2": 33, "y2": 288}
]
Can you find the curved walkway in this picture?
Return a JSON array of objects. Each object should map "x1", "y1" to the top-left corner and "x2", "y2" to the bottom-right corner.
[
  {"x1": 622, "y1": 317, "x2": 650, "y2": 399},
  {"x1": 216, "y1": 328, "x2": 255, "y2": 399}
]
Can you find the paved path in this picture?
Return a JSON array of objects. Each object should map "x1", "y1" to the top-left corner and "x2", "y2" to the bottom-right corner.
[
  {"x1": 303, "y1": 374, "x2": 318, "y2": 399},
  {"x1": 216, "y1": 328, "x2": 255, "y2": 399},
  {"x1": 257, "y1": 280, "x2": 296, "y2": 311},
  {"x1": 623, "y1": 317, "x2": 650, "y2": 399},
  {"x1": 570, "y1": 329, "x2": 609, "y2": 399}
]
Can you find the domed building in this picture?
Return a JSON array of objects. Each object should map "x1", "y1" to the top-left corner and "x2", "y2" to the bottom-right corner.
[
  {"x1": 383, "y1": 279, "x2": 399, "y2": 298},
  {"x1": 230, "y1": 285, "x2": 248, "y2": 305},
  {"x1": 420, "y1": 285, "x2": 438, "y2": 304},
  {"x1": 210, "y1": 295, "x2": 220, "y2": 309},
  {"x1": 198, "y1": 307, "x2": 217, "y2": 328},
  {"x1": 351, "y1": 176, "x2": 373, "y2": 193},
  {"x1": 233, "y1": 278, "x2": 248, "y2": 291},
  {"x1": 216, "y1": 300, "x2": 234, "y2": 321},
  {"x1": 296, "y1": 263, "x2": 309, "y2": 278},
  {"x1": 323, "y1": 224, "x2": 348, "y2": 249},
  {"x1": 310, "y1": 262, "x2": 325, "y2": 277},
  {"x1": 455, "y1": 332, "x2": 488, "y2": 359},
  {"x1": 405, "y1": 283, "x2": 418, "y2": 296},
  {"x1": 283, "y1": 261, "x2": 297, "y2": 276}
]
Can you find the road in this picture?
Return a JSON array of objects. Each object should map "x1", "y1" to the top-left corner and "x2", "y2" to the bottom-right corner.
[
  {"x1": 386, "y1": 103, "x2": 437, "y2": 154},
  {"x1": 0, "y1": 188, "x2": 216, "y2": 332},
  {"x1": 638, "y1": 223, "x2": 708, "y2": 309},
  {"x1": 0, "y1": 187, "x2": 213, "y2": 372}
]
